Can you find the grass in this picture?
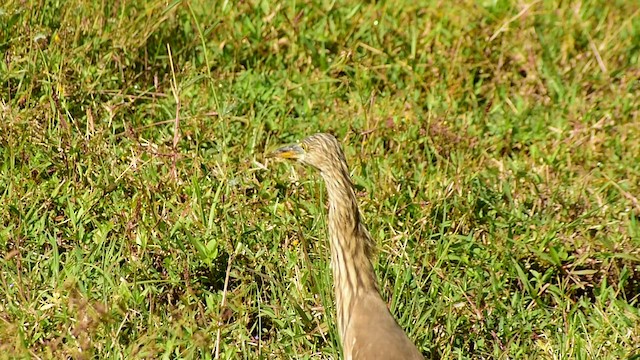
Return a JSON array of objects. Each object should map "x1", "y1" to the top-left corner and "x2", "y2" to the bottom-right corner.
[{"x1": 1, "y1": 0, "x2": 639, "y2": 358}]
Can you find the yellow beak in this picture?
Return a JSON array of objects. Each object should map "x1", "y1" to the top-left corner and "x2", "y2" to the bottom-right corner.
[{"x1": 269, "y1": 144, "x2": 304, "y2": 160}]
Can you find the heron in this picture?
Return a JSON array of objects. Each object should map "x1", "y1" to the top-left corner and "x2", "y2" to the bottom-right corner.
[{"x1": 270, "y1": 133, "x2": 423, "y2": 359}]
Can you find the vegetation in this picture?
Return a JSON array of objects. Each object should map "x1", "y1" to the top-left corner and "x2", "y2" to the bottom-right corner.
[{"x1": 1, "y1": 0, "x2": 639, "y2": 358}]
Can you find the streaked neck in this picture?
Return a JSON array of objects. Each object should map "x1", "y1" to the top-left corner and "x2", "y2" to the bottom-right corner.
[{"x1": 321, "y1": 166, "x2": 378, "y2": 339}]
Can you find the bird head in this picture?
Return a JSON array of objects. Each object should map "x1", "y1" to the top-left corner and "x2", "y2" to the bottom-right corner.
[{"x1": 269, "y1": 133, "x2": 346, "y2": 173}]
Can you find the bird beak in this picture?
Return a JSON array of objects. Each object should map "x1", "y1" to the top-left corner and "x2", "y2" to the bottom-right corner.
[{"x1": 269, "y1": 144, "x2": 305, "y2": 160}]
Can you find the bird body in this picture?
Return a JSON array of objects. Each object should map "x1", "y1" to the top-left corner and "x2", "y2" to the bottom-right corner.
[{"x1": 271, "y1": 133, "x2": 423, "y2": 359}]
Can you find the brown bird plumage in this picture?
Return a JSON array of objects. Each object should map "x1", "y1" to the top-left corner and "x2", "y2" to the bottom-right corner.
[{"x1": 271, "y1": 133, "x2": 423, "y2": 360}]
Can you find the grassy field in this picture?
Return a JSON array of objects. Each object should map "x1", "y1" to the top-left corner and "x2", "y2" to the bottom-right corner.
[{"x1": 1, "y1": 0, "x2": 639, "y2": 358}]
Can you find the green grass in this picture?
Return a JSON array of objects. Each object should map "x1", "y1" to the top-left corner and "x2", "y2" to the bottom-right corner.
[{"x1": 1, "y1": 0, "x2": 639, "y2": 358}]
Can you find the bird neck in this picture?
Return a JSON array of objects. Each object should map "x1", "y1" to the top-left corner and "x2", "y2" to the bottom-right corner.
[{"x1": 321, "y1": 165, "x2": 379, "y2": 340}]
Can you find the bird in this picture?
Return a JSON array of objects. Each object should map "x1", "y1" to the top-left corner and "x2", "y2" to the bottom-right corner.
[{"x1": 270, "y1": 133, "x2": 423, "y2": 360}]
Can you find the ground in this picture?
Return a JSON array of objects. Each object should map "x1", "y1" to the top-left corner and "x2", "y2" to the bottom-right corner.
[{"x1": 1, "y1": 0, "x2": 639, "y2": 359}]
